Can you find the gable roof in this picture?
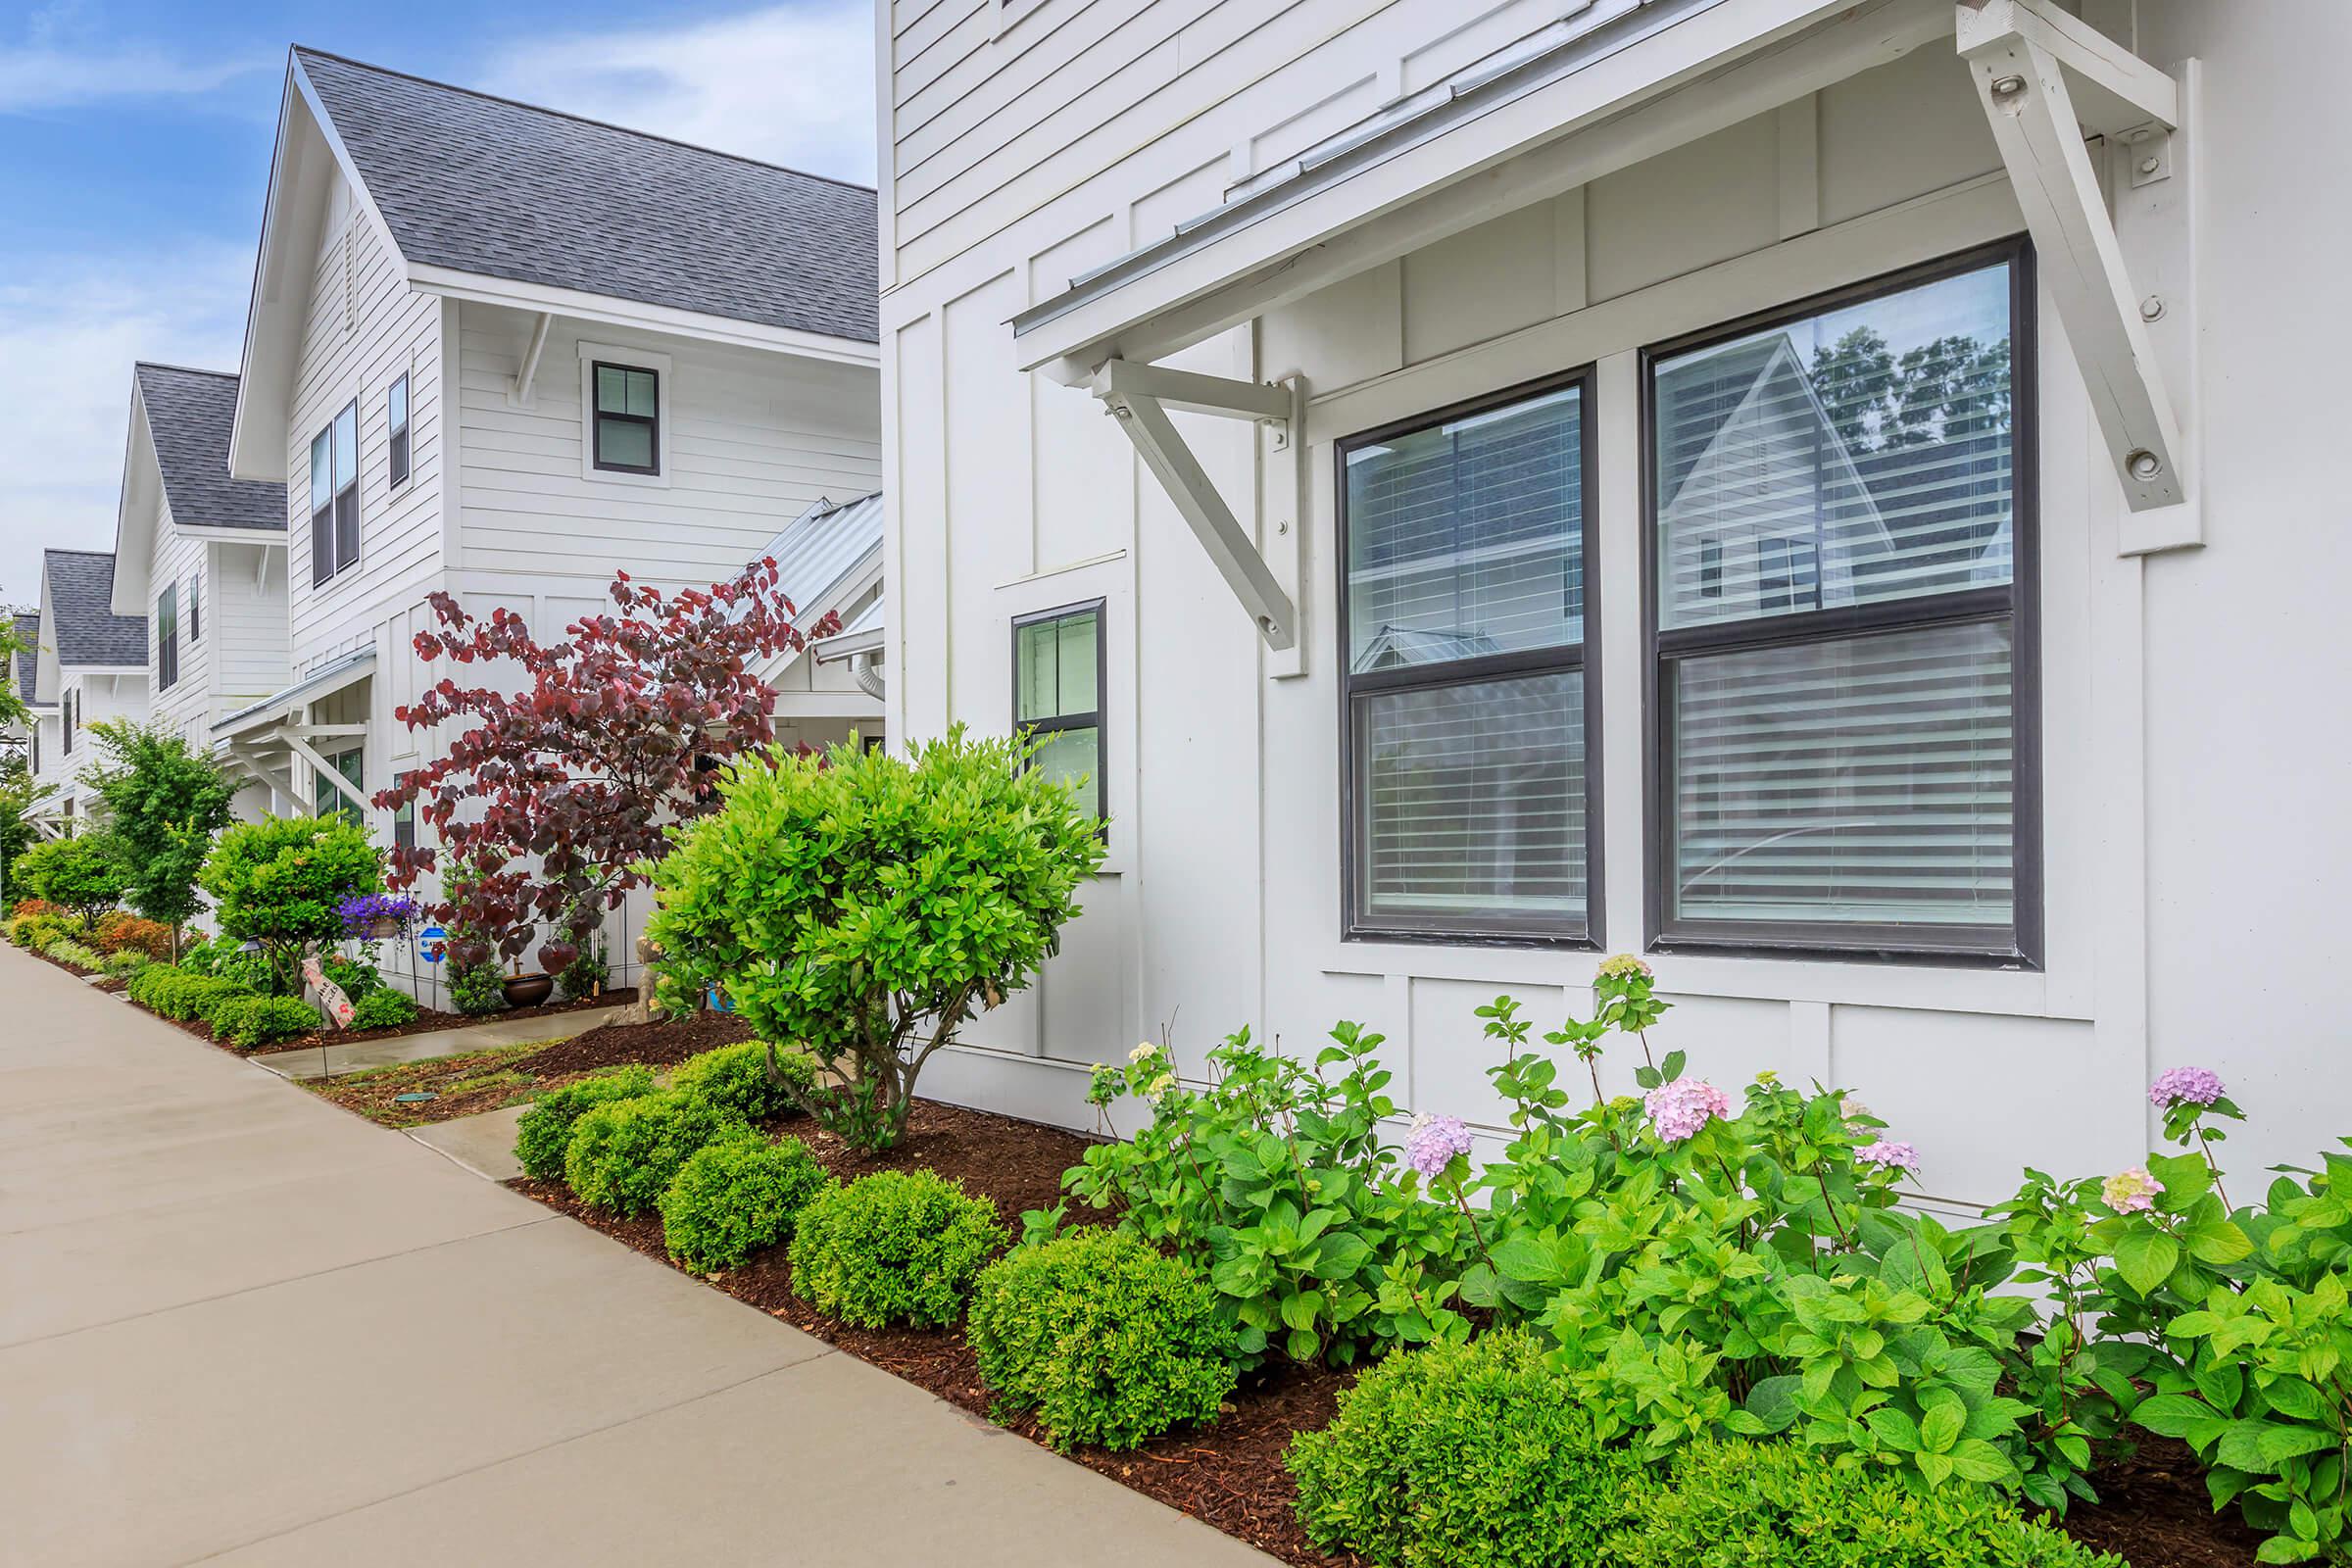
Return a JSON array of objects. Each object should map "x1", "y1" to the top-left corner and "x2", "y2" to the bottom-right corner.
[
  {"x1": 9, "y1": 612, "x2": 38, "y2": 704},
  {"x1": 43, "y1": 552, "x2": 148, "y2": 668},
  {"x1": 133, "y1": 365, "x2": 287, "y2": 532},
  {"x1": 294, "y1": 48, "x2": 878, "y2": 344},
  {"x1": 752, "y1": 490, "x2": 885, "y2": 632}
]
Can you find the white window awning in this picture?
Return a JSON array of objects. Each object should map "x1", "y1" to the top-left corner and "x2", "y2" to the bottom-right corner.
[{"x1": 213, "y1": 648, "x2": 376, "y2": 740}]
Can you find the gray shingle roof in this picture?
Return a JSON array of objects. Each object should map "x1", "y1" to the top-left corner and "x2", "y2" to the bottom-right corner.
[
  {"x1": 295, "y1": 48, "x2": 878, "y2": 344},
  {"x1": 134, "y1": 364, "x2": 287, "y2": 532},
  {"x1": 44, "y1": 552, "x2": 147, "y2": 668},
  {"x1": 9, "y1": 612, "x2": 37, "y2": 702}
]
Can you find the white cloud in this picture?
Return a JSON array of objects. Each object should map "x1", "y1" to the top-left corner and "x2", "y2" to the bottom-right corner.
[
  {"x1": 0, "y1": 245, "x2": 251, "y2": 606},
  {"x1": 479, "y1": 2, "x2": 876, "y2": 185}
]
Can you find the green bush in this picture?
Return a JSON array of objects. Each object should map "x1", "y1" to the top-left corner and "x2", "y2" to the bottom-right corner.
[
  {"x1": 1604, "y1": 1440, "x2": 2126, "y2": 1568},
  {"x1": 514, "y1": 1066, "x2": 658, "y2": 1181},
  {"x1": 969, "y1": 1230, "x2": 1237, "y2": 1451},
  {"x1": 787, "y1": 1170, "x2": 1008, "y2": 1328},
  {"x1": 448, "y1": 958, "x2": 505, "y2": 1015},
  {"x1": 102, "y1": 949, "x2": 150, "y2": 980},
  {"x1": 14, "y1": 833, "x2": 131, "y2": 926},
  {"x1": 211, "y1": 995, "x2": 319, "y2": 1051},
  {"x1": 198, "y1": 815, "x2": 381, "y2": 995},
  {"x1": 1288, "y1": 1331, "x2": 1638, "y2": 1568},
  {"x1": 646, "y1": 727, "x2": 1105, "y2": 1151},
  {"x1": 127, "y1": 963, "x2": 257, "y2": 1023},
  {"x1": 557, "y1": 943, "x2": 610, "y2": 1001},
  {"x1": 7, "y1": 910, "x2": 75, "y2": 950},
  {"x1": 670, "y1": 1040, "x2": 815, "y2": 1123},
  {"x1": 348, "y1": 987, "x2": 417, "y2": 1030},
  {"x1": 659, "y1": 1135, "x2": 832, "y2": 1272},
  {"x1": 320, "y1": 953, "x2": 381, "y2": 997},
  {"x1": 563, "y1": 1088, "x2": 745, "y2": 1215},
  {"x1": 43, "y1": 936, "x2": 106, "y2": 970}
]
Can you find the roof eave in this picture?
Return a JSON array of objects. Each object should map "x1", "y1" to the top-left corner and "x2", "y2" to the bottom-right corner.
[
  {"x1": 111, "y1": 380, "x2": 162, "y2": 615},
  {"x1": 405, "y1": 264, "x2": 881, "y2": 368}
]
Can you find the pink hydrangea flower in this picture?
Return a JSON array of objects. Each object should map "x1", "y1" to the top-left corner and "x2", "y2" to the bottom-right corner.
[
  {"x1": 1856, "y1": 1140, "x2": 1921, "y2": 1172},
  {"x1": 2148, "y1": 1066, "x2": 2226, "y2": 1109},
  {"x1": 2102, "y1": 1166, "x2": 2165, "y2": 1214},
  {"x1": 1645, "y1": 1079, "x2": 1732, "y2": 1143},
  {"x1": 1405, "y1": 1113, "x2": 1474, "y2": 1181},
  {"x1": 1596, "y1": 954, "x2": 1654, "y2": 982}
]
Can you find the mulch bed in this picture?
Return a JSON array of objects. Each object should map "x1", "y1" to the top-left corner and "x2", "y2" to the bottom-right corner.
[
  {"x1": 504, "y1": 1009, "x2": 750, "y2": 1076},
  {"x1": 511, "y1": 1096, "x2": 2260, "y2": 1568},
  {"x1": 246, "y1": 988, "x2": 638, "y2": 1058}
]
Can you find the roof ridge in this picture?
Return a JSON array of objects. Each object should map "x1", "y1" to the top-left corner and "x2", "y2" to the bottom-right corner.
[
  {"x1": 43, "y1": 548, "x2": 116, "y2": 562},
  {"x1": 290, "y1": 44, "x2": 877, "y2": 196},
  {"x1": 135, "y1": 361, "x2": 240, "y2": 381}
]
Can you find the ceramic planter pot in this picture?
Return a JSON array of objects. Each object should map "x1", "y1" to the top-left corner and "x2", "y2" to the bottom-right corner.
[
  {"x1": 502, "y1": 973, "x2": 555, "y2": 1007},
  {"x1": 367, "y1": 917, "x2": 404, "y2": 940}
]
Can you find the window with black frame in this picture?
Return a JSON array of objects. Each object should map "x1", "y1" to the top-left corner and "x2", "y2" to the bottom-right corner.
[
  {"x1": 1339, "y1": 373, "x2": 1598, "y2": 943},
  {"x1": 1647, "y1": 242, "x2": 2035, "y2": 960},
  {"x1": 1012, "y1": 602, "x2": 1103, "y2": 829},
  {"x1": 155, "y1": 584, "x2": 178, "y2": 691},
  {"x1": 387, "y1": 373, "x2": 411, "y2": 489},
  {"x1": 309, "y1": 399, "x2": 360, "y2": 585},
  {"x1": 592, "y1": 363, "x2": 660, "y2": 474}
]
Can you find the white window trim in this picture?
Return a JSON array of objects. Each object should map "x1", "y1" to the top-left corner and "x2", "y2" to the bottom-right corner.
[{"x1": 575, "y1": 340, "x2": 673, "y2": 489}]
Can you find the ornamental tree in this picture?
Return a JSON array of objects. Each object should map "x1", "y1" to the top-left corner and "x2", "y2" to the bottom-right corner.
[
  {"x1": 646, "y1": 728, "x2": 1106, "y2": 1151},
  {"x1": 200, "y1": 815, "x2": 382, "y2": 996},
  {"x1": 14, "y1": 831, "x2": 131, "y2": 927},
  {"x1": 83, "y1": 718, "x2": 237, "y2": 951},
  {"x1": 374, "y1": 561, "x2": 835, "y2": 972}
]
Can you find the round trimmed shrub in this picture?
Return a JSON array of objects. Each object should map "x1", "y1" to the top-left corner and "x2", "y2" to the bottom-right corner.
[
  {"x1": 1605, "y1": 1439, "x2": 2126, "y2": 1568},
  {"x1": 348, "y1": 988, "x2": 418, "y2": 1030},
  {"x1": 514, "y1": 1066, "x2": 658, "y2": 1181},
  {"x1": 211, "y1": 995, "x2": 319, "y2": 1051},
  {"x1": 969, "y1": 1229, "x2": 1237, "y2": 1451},
  {"x1": 787, "y1": 1170, "x2": 1007, "y2": 1328},
  {"x1": 1287, "y1": 1330, "x2": 1638, "y2": 1568},
  {"x1": 563, "y1": 1087, "x2": 744, "y2": 1215},
  {"x1": 659, "y1": 1135, "x2": 832, "y2": 1272},
  {"x1": 670, "y1": 1040, "x2": 815, "y2": 1122}
]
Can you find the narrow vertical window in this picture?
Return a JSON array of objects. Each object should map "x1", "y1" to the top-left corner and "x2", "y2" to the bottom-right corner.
[
  {"x1": 310, "y1": 400, "x2": 361, "y2": 584},
  {"x1": 155, "y1": 584, "x2": 178, "y2": 691},
  {"x1": 591, "y1": 363, "x2": 660, "y2": 474},
  {"x1": 1338, "y1": 374, "x2": 1599, "y2": 943},
  {"x1": 1012, "y1": 602, "x2": 1104, "y2": 829},
  {"x1": 392, "y1": 771, "x2": 416, "y2": 853},
  {"x1": 186, "y1": 569, "x2": 201, "y2": 643},
  {"x1": 1647, "y1": 243, "x2": 2034, "y2": 960},
  {"x1": 387, "y1": 373, "x2": 411, "y2": 489}
]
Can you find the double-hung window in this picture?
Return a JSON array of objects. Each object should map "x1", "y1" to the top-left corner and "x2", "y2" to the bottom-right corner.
[
  {"x1": 1646, "y1": 241, "x2": 2036, "y2": 961},
  {"x1": 591, "y1": 363, "x2": 660, "y2": 474},
  {"x1": 1339, "y1": 373, "x2": 1599, "y2": 943},
  {"x1": 387, "y1": 373, "x2": 411, "y2": 489},
  {"x1": 156, "y1": 584, "x2": 179, "y2": 691},
  {"x1": 309, "y1": 399, "x2": 360, "y2": 586},
  {"x1": 1013, "y1": 602, "x2": 1104, "y2": 827}
]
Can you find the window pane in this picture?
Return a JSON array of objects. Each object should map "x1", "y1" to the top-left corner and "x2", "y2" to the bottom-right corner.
[
  {"x1": 1346, "y1": 384, "x2": 1584, "y2": 673},
  {"x1": 310, "y1": 429, "x2": 332, "y2": 513},
  {"x1": 1654, "y1": 263, "x2": 2014, "y2": 631},
  {"x1": 626, "y1": 369, "x2": 657, "y2": 417},
  {"x1": 335, "y1": 489, "x2": 360, "y2": 573},
  {"x1": 596, "y1": 366, "x2": 626, "y2": 413},
  {"x1": 1668, "y1": 619, "x2": 2014, "y2": 929},
  {"x1": 1355, "y1": 668, "x2": 1586, "y2": 929},
  {"x1": 155, "y1": 586, "x2": 175, "y2": 640},
  {"x1": 388, "y1": 374, "x2": 408, "y2": 432},
  {"x1": 1015, "y1": 610, "x2": 1098, "y2": 722},
  {"x1": 188, "y1": 572, "x2": 200, "y2": 640},
  {"x1": 598, "y1": 416, "x2": 654, "y2": 470},
  {"x1": 312, "y1": 504, "x2": 334, "y2": 585},
  {"x1": 332, "y1": 402, "x2": 358, "y2": 488},
  {"x1": 1032, "y1": 725, "x2": 1100, "y2": 820}
]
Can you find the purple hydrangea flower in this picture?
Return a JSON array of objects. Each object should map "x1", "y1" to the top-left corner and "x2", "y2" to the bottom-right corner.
[
  {"x1": 2148, "y1": 1066, "x2": 2226, "y2": 1109},
  {"x1": 1405, "y1": 1113, "x2": 1474, "y2": 1181},
  {"x1": 1856, "y1": 1140, "x2": 1921, "y2": 1172},
  {"x1": 2103, "y1": 1166, "x2": 2164, "y2": 1215},
  {"x1": 1645, "y1": 1079, "x2": 1733, "y2": 1144}
]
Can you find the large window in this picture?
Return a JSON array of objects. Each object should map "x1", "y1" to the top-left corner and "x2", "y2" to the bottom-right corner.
[
  {"x1": 1339, "y1": 373, "x2": 1598, "y2": 943},
  {"x1": 314, "y1": 747, "x2": 365, "y2": 828},
  {"x1": 591, "y1": 363, "x2": 660, "y2": 474},
  {"x1": 387, "y1": 373, "x2": 411, "y2": 489},
  {"x1": 1645, "y1": 242, "x2": 2035, "y2": 961},
  {"x1": 309, "y1": 399, "x2": 360, "y2": 586},
  {"x1": 156, "y1": 584, "x2": 178, "y2": 691},
  {"x1": 1013, "y1": 602, "x2": 1103, "y2": 827}
]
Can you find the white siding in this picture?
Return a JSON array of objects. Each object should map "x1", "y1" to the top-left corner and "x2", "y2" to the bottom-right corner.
[
  {"x1": 143, "y1": 505, "x2": 209, "y2": 741},
  {"x1": 208, "y1": 539, "x2": 292, "y2": 710}
]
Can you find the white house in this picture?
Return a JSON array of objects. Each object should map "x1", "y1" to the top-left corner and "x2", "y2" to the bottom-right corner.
[
  {"x1": 4, "y1": 612, "x2": 41, "y2": 787},
  {"x1": 876, "y1": 0, "x2": 2352, "y2": 1205},
  {"x1": 215, "y1": 48, "x2": 884, "y2": 989},
  {"x1": 26, "y1": 551, "x2": 148, "y2": 832}
]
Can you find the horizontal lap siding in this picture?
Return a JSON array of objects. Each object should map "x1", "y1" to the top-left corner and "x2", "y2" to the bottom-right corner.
[
  {"x1": 146, "y1": 507, "x2": 211, "y2": 741},
  {"x1": 210, "y1": 540, "x2": 291, "y2": 709}
]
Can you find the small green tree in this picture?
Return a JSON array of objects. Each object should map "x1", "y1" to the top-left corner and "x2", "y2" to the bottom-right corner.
[
  {"x1": 0, "y1": 761, "x2": 49, "y2": 905},
  {"x1": 15, "y1": 832, "x2": 131, "y2": 927},
  {"x1": 647, "y1": 727, "x2": 1104, "y2": 1151},
  {"x1": 199, "y1": 815, "x2": 382, "y2": 995},
  {"x1": 83, "y1": 719, "x2": 236, "y2": 953}
]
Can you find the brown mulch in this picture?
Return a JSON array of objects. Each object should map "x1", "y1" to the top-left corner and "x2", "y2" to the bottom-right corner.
[
  {"x1": 510, "y1": 1096, "x2": 2262, "y2": 1568},
  {"x1": 504, "y1": 1008, "x2": 750, "y2": 1077}
]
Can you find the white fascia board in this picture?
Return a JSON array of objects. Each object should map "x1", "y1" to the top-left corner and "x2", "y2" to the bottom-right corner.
[
  {"x1": 171, "y1": 525, "x2": 289, "y2": 547},
  {"x1": 406, "y1": 265, "x2": 883, "y2": 370},
  {"x1": 56, "y1": 664, "x2": 147, "y2": 678},
  {"x1": 1017, "y1": 0, "x2": 1946, "y2": 372},
  {"x1": 110, "y1": 383, "x2": 158, "y2": 614}
]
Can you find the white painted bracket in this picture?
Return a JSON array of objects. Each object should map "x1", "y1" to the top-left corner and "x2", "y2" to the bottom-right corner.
[
  {"x1": 1261, "y1": 372, "x2": 1309, "y2": 679},
  {"x1": 1958, "y1": 0, "x2": 2200, "y2": 550},
  {"x1": 509, "y1": 311, "x2": 554, "y2": 408},
  {"x1": 1092, "y1": 358, "x2": 1301, "y2": 652}
]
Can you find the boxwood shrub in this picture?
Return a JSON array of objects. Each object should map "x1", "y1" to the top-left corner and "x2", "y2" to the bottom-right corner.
[
  {"x1": 788, "y1": 1170, "x2": 1007, "y2": 1328},
  {"x1": 210, "y1": 995, "x2": 319, "y2": 1051},
  {"x1": 514, "y1": 1066, "x2": 658, "y2": 1181},
  {"x1": 659, "y1": 1135, "x2": 831, "y2": 1273},
  {"x1": 1288, "y1": 1331, "x2": 1639, "y2": 1568},
  {"x1": 969, "y1": 1229, "x2": 1237, "y2": 1451},
  {"x1": 670, "y1": 1040, "x2": 816, "y2": 1123},
  {"x1": 128, "y1": 964, "x2": 258, "y2": 1023},
  {"x1": 348, "y1": 988, "x2": 418, "y2": 1030},
  {"x1": 563, "y1": 1087, "x2": 744, "y2": 1215}
]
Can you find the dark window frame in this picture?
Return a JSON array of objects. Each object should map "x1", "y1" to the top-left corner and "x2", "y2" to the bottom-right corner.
[
  {"x1": 392, "y1": 768, "x2": 416, "y2": 853},
  {"x1": 1010, "y1": 599, "x2": 1107, "y2": 840},
  {"x1": 387, "y1": 372, "x2": 411, "y2": 490},
  {"x1": 310, "y1": 398, "x2": 361, "y2": 588},
  {"x1": 1334, "y1": 366, "x2": 1605, "y2": 950},
  {"x1": 590, "y1": 361, "x2": 661, "y2": 476},
  {"x1": 156, "y1": 583, "x2": 179, "y2": 692},
  {"x1": 186, "y1": 568, "x2": 201, "y2": 644},
  {"x1": 62, "y1": 689, "x2": 74, "y2": 756},
  {"x1": 1640, "y1": 235, "x2": 2043, "y2": 968}
]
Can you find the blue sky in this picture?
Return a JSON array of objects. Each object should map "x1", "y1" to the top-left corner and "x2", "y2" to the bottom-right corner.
[{"x1": 0, "y1": 0, "x2": 874, "y2": 605}]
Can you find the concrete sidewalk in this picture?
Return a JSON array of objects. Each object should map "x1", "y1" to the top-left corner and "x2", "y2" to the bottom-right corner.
[
  {"x1": 250, "y1": 1001, "x2": 628, "y2": 1081},
  {"x1": 0, "y1": 943, "x2": 1272, "y2": 1567}
]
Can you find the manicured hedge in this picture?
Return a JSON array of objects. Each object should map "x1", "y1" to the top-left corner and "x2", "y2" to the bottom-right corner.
[
  {"x1": 788, "y1": 1170, "x2": 1007, "y2": 1329},
  {"x1": 564, "y1": 1088, "x2": 744, "y2": 1215},
  {"x1": 127, "y1": 963, "x2": 258, "y2": 1023},
  {"x1": 210, "y1": 995, "x2": 319, "y2": 1051},
  {"x1": 670, "y1": 1040, "x2": 815, "y2": 1123},
  {"x1": 659, "y1": 1135, "x2": 831, "y2": 1273},
  {"x1": 514, "y1": 1066, "x2": 658, "y2": 1182}
]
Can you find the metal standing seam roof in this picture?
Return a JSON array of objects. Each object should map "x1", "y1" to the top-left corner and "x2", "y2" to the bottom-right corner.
[
  {"x1": 294, "y1": 47, "x2": 880, "y2": 344},
  {"x1": 750, "y1": 491, "x2": 884, "y2": 631},
  {"x1": 133, "y1": 364, "x2": 287, "y2": 531},
  {"x1": 42, "y1": 551, "x2": 147, "y2": 668},
  {"x1": 9, "y1": 612, "x2": 39, "y2": 703}
]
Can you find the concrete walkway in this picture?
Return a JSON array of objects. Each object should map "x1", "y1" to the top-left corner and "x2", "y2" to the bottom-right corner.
[
  {"x1": 251, "y1": 1002, "x2": 628, "y2": 1081},
  {"x1": 0, "y1": 944, "x2": 1273, "y2": 1567}
]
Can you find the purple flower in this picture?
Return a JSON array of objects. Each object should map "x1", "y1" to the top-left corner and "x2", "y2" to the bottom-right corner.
[
  {"x1": 336, "y1": 893, "x2": 419, "y2": 939},
  {"x1": 2103, "y1": 1166, "x2": 2164, "y2": 1215},
  {"x1": 1856, "y1": 1140, "x2": 1921, "y2": 1172},
  {"x1": 1406, "y1": 1113, "x2": 1474, "y2": 1181},
  {"x1": 2148, "y1": 1066, "x2": 2226, "y2": 1110},
  {"x1": 1645, "y1": 1079, "x2": 1733, "y2": 1144}
]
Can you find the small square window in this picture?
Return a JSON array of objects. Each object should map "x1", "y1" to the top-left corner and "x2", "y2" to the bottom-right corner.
[{"x1": 592, "y1": 362, "x2": 660, "y2": 475}]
